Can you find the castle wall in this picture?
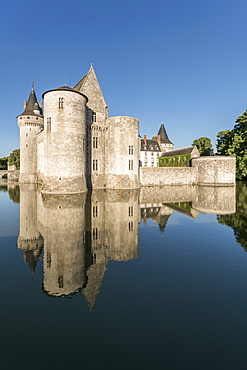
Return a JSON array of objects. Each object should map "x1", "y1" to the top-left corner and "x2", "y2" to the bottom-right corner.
[
  {"x1": 36, "y1": 131, "x2": 44, "y2": 182},
  {"x1": 192, "y1": 156, "x2": 236, "y2": 185},
  {"x1": 42, "y1": 89, "x2": 87, "y2": 193},
  {"x1": 18, "y1": 115, "x2": 44, "y2": 183},
  {"x1": 106, "y1": 116, "x2": 140, "y2": 189},
  {"x1": 140, "y1": 167, "x2": 197, "y2": 187}
]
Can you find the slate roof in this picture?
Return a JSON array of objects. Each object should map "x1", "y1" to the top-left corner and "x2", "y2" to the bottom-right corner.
[
  {"x1": 157, "y1": 123, "x2": 173, "y2": 144},
  {"x1": 42, "y1": 85, "x2": 88, "y2": 101},
  {"x1": 161, "y1": 147, "x2": 196, "y2": 157},
  {"x1": 19, "y1": 87, "x2": 43, "y2": 117},
  {"x1": 141, "y1": 138, "x2": 161, "y2": 152}
]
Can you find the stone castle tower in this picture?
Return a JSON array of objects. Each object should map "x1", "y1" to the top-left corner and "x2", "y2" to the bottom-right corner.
[
  {"x1": 17, "y1": 85, "x2": 44, "y2": 183},
  {"x1": 18, "y1": 66, "x2": 140, "y2": 193}
]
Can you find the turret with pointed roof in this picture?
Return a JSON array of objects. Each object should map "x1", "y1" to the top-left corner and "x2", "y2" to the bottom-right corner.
[
  {"x1": 153, "y1": 122, "x2": 174, "y2": 153},
  {"x1": 17, "y1": 85, "x2": 44, "y2": 183}
]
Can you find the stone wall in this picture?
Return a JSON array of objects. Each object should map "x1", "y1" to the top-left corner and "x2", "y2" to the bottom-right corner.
[
  {"x1": 140, "y1": 167, "x2": 197, "y2": 187},
  {"x1": 192, "y1": 156, "x2": 236, "y2": 185}
]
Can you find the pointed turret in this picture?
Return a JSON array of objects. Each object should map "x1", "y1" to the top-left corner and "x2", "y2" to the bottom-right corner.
[
  {"x1": 19, "y1": 84, "x2": 43, "y2": 117},
  {"x1": 154, "y1": 123, "x2": 174, "y2": 153},
  {"x1": 17, "y1": 84, "x2": 44, "y2": 183}
]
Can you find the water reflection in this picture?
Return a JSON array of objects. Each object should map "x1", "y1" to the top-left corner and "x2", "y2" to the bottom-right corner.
[
  {"x1": 6, "y1": 183, "x2": 238, "y2": 308},
  {"x1": 217, "y1": 182, "x2": 247, "y2": 252}
]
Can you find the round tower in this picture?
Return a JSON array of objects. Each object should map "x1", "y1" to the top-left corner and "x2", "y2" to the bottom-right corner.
[
  {"x1": 106, "y1": 116, "x2": 140, "y2": 189},
  {"x1": 17, "y1": 85, "x2": 44, "y2": 183},
  {"x1": 42, "y1": 86, "x2": 88, "y2": 193}
]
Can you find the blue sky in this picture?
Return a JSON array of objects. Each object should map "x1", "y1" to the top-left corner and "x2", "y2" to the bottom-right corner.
[{"x1": 1, "y1": 0, "x2": 247, "y2": 157}]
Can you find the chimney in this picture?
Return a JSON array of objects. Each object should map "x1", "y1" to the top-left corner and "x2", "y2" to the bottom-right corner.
[
  {"x1": 157, "y1": 135, "x2": 160, "y2": 144},
  {"x1": 144, "y1": 135, "x2": 147, "y2": 144},
  {"x1": 24, "y1": 100, "x2": 27, "y2": 109},
  {"x1": 39, "y1": 101, "x2": 43, "y2": 109}
]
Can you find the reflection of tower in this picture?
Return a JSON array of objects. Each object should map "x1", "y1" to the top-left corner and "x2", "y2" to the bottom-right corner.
[
  {"x1": 18, "y1": 184, "x2": 43, "y2": 273},
  {"x1": 141, "y1": 205, "x2": 173, "y2": 234},
  {"x1": 82, "y1": 190, "x2": 108, "y2": 309},
  {"x1": 106, "y1": 189, "x2": 139, "y2": 261},
  {"x1": 42, "y1": 193, "x2": 88, "y2": 297}
]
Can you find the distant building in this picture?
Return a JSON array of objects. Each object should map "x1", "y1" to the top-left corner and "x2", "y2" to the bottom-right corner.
[{"x1": 161, "y1": 146, "x2": 200, "y2": 159}]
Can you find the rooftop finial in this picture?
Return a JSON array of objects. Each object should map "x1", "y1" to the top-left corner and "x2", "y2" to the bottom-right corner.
[{"x1": 32, "y1": 80, "x2": 34, "y2": 90}]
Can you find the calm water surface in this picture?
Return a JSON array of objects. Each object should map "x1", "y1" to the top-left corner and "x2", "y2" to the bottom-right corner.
[{"x1": 1, "y1": 182, "x2": 247, "y2": 370}]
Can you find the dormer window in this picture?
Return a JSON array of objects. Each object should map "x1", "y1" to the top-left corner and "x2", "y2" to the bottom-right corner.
[{"x1": 144, "y1": 145, "x2": 147, "y2": 150}]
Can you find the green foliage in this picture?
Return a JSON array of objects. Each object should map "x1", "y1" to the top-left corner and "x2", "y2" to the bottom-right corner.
[
  {"x1": 8, "y1": 149, "x2": 20, "y2": 170},
  {"x1": 159, "y1": 153, "x2": 191, "y2": 167},
  {"x1": 8, "y1": 186, "x2": 20, "y2": 203},
  {"x1": 192, "y1": 137, "x2": 214, "y2": 156},
  {"x1": 0, "y1": 157, "x2": 8, "y2": 170},
  {"x1": 217, "y1": 182, "x2": 247, "y2": 252},
  {"x1": 216, "y1": 109, "x2": 247, "y2": 180}
]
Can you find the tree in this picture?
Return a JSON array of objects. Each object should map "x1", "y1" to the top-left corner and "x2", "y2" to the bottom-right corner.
[
  {"x1": 8, "y1": 149, "x2": 20, "y2": 170},
  {"x1": 192, "y1": 137, "x2": 214, "y2": 156},
  {"x1": 216, "y1": 109, "x2": 247, "y2": 180},
  {"x1": 0, "y1": 157, "x2": 8, "y2": 170}
]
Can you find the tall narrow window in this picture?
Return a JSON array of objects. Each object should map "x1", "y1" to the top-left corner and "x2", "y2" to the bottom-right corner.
[
  {"x1": 93, "y1": 206, "x2": 98, "y2": 217},
  {"x1": 93, "y1": 228, "x2": 98, "y2": 240},
  {"x1": 93, "y1": 137, "x2": 98, "y2": 148},
  {"x1": 128, "y1": 221, "x2": 133, "y2": 232},
  {"x1": 129, "y1": 160, "x2": 133, "y2": 170},
  {"x1": 92, "y1": 111, "x2": 96, "y2": 123},
  {"x1": 47, "y1": 117, "x2": 51, "y2": 131},
  {"x1": 93, "y1": 159, "x2": 98, "y2": 171},
  {"x1": 129, "y1": 145, "x2": 133, "y2": 155},
  {"x1": 59, "y1": 97, "x2": 64, "y2": 109},
  {"x1": 129, "y1": 206, "x2": 133, "y2": 217}
]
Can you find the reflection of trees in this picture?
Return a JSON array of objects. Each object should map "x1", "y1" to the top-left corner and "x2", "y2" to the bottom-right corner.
[
  {"x1": 8, "y1": 186, "x2": 20, "y2": 203},
  {"x1": 217, "y1": 182, "x2": 247, "y2": 251}
]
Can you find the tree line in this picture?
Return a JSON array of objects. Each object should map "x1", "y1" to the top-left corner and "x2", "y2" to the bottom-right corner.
[
  {"x1": 192, "y1": 109, "x2": 247, "y2": 180},
  {"x1": 0, "y1": 149, "x2": 20, "y2": 170}
]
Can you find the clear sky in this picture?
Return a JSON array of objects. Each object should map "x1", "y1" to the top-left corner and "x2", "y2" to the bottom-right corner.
[{"x1": 1, "y1": 0, "x2": 247, "y2": 157}]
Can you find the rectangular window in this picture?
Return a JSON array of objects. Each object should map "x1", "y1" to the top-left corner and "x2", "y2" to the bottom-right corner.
[
  {"x1": 93, "y1": 227, "x2": 98, "y2": 240},
  {"x1": 59, "y1": 97, "x2": 64, "y2": 109},
  {"x1": 128, "y1": 221, "x2": 133, "y2": 232},
  {"x1": 47, "y1": 117, "x2": 51, "y2": 131},
  {"x1": 93, "y1": 159, "x2": 98, "y2": 171},
  {"x1": 92, "y1": 111, "x2": 96, "y2": 123},
  {"x1": 151, "y1": 152, "x2": 154, "y2": 156},
  {"x1": 145, "y1": 152, "x2": 147, "y2": 156},
  {"x1": 93, "y1": 206, "x2": 98, "y2": 217},
  {"x1": 93, "y1": 136, "x2": 98, "y2": 148},
  {"x1": 129, "y1": 145, "x2": 133, "y2": 155},
  {"x1": 129, "y1": 206, "x2": 133, "y2": 217},
  {"x1": 129, "y1": 160, "x2": 133, "y2": 170}
]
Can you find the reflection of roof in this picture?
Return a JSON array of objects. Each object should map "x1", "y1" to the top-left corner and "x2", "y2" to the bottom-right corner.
[
  {"x1": 157, "y1": 123, "x2": 173, "y2": 144},
  {"x1": 161, "y1": 147, "x2": 195, "y2": 157},
  {"x1": 141, "y1": 139, "x2": 161, "y2": 152}
]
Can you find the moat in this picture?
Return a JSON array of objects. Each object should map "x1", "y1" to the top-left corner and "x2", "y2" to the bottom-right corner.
[{"x1": 1, "y1": 182, "x2": 247, "y2": 369}]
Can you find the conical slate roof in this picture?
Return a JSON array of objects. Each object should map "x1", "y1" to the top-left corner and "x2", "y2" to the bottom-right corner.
[
  {"x1": 158, "y1": 123, "x2": 173, "y2": 144},
  {"x1": 19, "y1": 86, "x2": 43, "y2": 117}
]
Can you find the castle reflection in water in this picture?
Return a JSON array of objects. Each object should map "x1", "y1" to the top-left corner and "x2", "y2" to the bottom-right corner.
[{"x1": 15, "y1": 184, "x2": 235, "y2": 309}]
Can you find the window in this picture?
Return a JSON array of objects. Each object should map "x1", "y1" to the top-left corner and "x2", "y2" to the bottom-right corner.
[
  {"x1": 58, "y1": 275, "x2": 64, "y2": 288},
  {"x1": 92, "y1": 111, "x2": 96, "y2": 123},
  {"x1": 145, "y1": 151, "x2": 147, "y2": 156},
  {"x1": 59, "y1": 97, "x2": 64, "y2": 109},
  {"x1": 129, "y1": 160, "x2": 133, "y2": 170},
  {"x1": 128, "y1": 221, "x2": 133, "y2": 232},
  {"x1": 93, "y1": 136, "x2": 98, "y2": 148},
  {"x1": 93, "y1": 228, "x2": 98, "y2": 240},
  {"x1": 151, "y1": 152, "x2": 154, "y2": 156},
  {"x1": 93, "y1": 206, "x2": 98, "y2": 217},
  {"x1": 129, "y1": 145, "x2": 133, "y2": 155},
  {"x1": 93, "y1": 159, "x2": 98, "y2": 171},
  {"x1": 47, "y1": 117, "x2": 51, "y2": 131},
  {"x1": 129, "y1": 206, "x2": 133, "y2": 217}
]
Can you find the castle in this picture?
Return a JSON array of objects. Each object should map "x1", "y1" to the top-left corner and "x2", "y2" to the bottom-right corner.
[
  {"x1": 18, "y1": 65, "x2": 143, "y2": 193},
  {"x1": 18, "y1": 65, "x2": 236, "y2": 192}
]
